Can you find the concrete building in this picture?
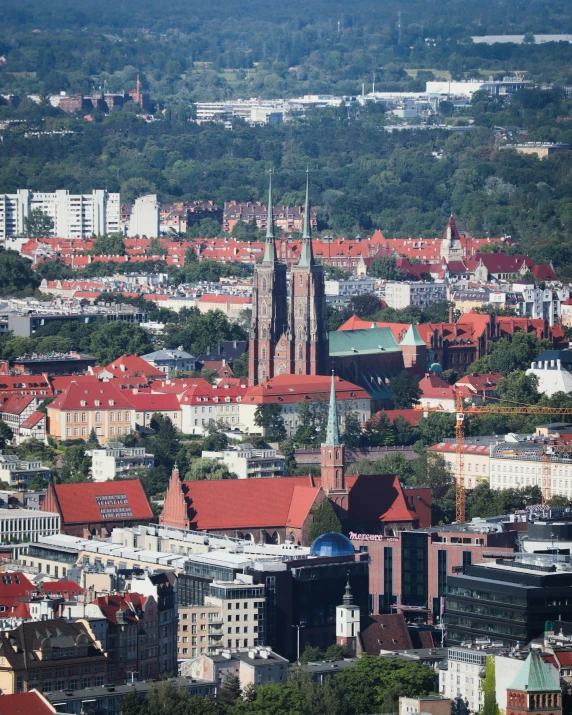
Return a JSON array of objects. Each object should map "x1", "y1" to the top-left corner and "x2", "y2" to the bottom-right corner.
[
  {"x1": 510, "y1": 142, "x2": 569, "y2": 159},
  {"x1": 514, "y1": 286, "x2": 569, "y2": 324},
  {"x1": 0, "y1": 507, "x2": 60, "y2": 544},
  {"x1": 0, "y1": 189, "x2": 120, "y2": 241},
  {"x1": 400, "y1": 696, "x2": 452, "y2": 715},
  {"x1": 177, "y1": 604, "x2": 224, "y2": 659},
  {"x1": 527, "y1": 357, "x2": 572, "y2": 397},
  {"x1": 325, "y1": 278, "x2": 377, "y2": 297},
  {"x1": 201, "y1": 444, "x2": 285, "y2": 479},
  {"x1": 128, "y1": 194, "x2": 160, "y2": 238},
  {"x1": 204, "y1": 579, "x2": 266, "y2": 651},
  {"x1": 183, "y1": 647, "x2": 288, "y2": 690},
  {"x1": 0, "y1": 454, "x2": 51, "y2": 487},
  {"x1": 87, "y1": 442, "x2": 154, "y2": 482},
  {"x1": 384, "y1": 281, "x2": 447, "y2": 309},
  {"x1": 426, "y1": 77, "x2": 531, "y2": 97}
]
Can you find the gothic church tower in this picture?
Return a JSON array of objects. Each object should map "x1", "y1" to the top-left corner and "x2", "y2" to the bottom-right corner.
[{"x1": 248, "y1": 171, "x2": 288, "y2": 385}]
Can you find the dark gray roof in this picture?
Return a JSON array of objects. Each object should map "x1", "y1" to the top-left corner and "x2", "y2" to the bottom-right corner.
[
  {"x1": 535, "y1": 350, "x2": 572, "y2": 365},
  {"x1": 196, "y1": 341, "x2": 248, "y2": 363}
]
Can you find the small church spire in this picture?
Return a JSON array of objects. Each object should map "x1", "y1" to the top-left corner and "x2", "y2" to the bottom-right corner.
[
  {"x1": 298, "y1": 169, "x2": 315, "y2": 267},
  {"x1": 342, "y1": 574, "x2": 354, "y2": 606},
  {"x1": 262, "y1": 169, "x2": 277, "y2": 263},
  {"x1": 326, "y1": 372, "x2": 340, "y2": 445}
]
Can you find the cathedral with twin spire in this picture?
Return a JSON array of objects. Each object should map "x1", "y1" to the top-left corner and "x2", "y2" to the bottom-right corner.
[{"x1": 248, "y1": 171, "x2": 328, "y2": 385}]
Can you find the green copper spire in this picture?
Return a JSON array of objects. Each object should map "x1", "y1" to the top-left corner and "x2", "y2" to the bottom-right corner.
[
  {"x1": 400, "y1": 323, "x2": 426, "y2": 347},
  {"x1": 325, "y1": 372, "x2": 340, "y2": 445},
  {"x1": 262, "y1": 169, "x2": 277, "y2": 263},
  {"x1": 298, "y1": 169, "x2": 315, "y2": 267}
]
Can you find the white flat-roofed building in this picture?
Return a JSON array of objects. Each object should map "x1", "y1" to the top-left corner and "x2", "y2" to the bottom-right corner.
[
  {"x1": 202, "y1": 444, "x2": 285, "y2": 479},
  {"x1": 0, "y1": 507, "x2": 60, "y2": 544},
  {"x1": 87, "y1": 442, "x2": 155, "y2": 482},
  {"x1": 0, "y1": 189, "x2": 120, "y2": 240},
  {"x1": 0, "y1": 453, "x2": 51, "y2": 487},
  {"x1": 385, "y1": 281, "x2": 447, "y2": 309},
  {"x1": 128, "y1": 194, "x2": 160, "y2": 238}
]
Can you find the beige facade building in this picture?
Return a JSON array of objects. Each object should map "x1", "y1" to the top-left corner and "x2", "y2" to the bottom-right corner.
[
  {"x1": 177, "y1": 605, "x2": 223, "y2": 659},
  {"x1": 205, "y1": 580, "x2": 266, "y2": 651},
  {"x1": 428, "y1": 441, "x2": 492, "y2": 489},
  {"x1": 183, "y1": 647, "x2": 288, "y2": 689}
]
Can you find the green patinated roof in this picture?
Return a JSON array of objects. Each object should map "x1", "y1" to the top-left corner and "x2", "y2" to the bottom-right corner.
[
  {"x1": 325, "y1": 373, "x2": 340, "y2": 445},
  {"x1": 328, "y1": 327, "x2": 400, "y2": 357},
  {"x1": 400, "y1": 324, "x2": 426, "y2": 347},
  {"x1": 508, "y1": 651, "x2": 560, "y2": 693}
]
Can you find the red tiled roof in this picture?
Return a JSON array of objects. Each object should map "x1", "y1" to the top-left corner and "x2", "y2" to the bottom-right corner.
[
  {"x1": 42, "y1": 580, "x2": 85, "y2": 600},
  {"x1": 244, "y1": 375, "x2": 369, "y2": 405},
  {"x1": 46, "y1": 479, "x2": 152, "y2": 525},
  {"x1": 359, "y1": 613, "x2": 413, "y2": 655},
  {"x1": 0, "y1": 394, "x2": 35, "y2": 416},
  {"x1": 126, "y1": 392, "x2": 181, "y2": 412},
  {"x1": 384, "y1": 409, "x2": 425, "y2": 425},
  {"x1": 20, "y1": 411, "x2": 45, "y2": 429},
  {"x1": 101, "y1": 354, "x2": 164, "y2": 379},
  {"x1": 177, "y1": 472, "x2": 414, "y2": 531},
  {"x1": 150, "y1": 378, "x2": 213, "y2": 394},
  {"x1": 418, "y1": 373, "x2": 456, "y2": 400},
  {"x1": 94, "y1": 593, "x2": 147, "y2": 625},
  {"x1": 0, "y1": 375, "x2": 53, "y2": 396},
  {"x1": 48, "y1": 379, "x2": 136, "y2": 411},
  {"x1": 0, "y1": 691, "x2": 56, "y2": 714}
]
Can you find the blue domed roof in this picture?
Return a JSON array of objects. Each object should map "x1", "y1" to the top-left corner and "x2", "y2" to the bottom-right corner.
[
  {"x1": 429, "y1": 362, "x2": 443, "y2": 373},
  {"x1": 310, "y1": 532, "x2": 355, "y2": 557}
]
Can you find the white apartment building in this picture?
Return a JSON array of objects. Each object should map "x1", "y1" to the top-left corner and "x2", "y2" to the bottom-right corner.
[
  {"x1": 205, "y1": 579, "x2": 266, "y2": 651},
  {"x1": 439, "y1": 647, "x2": 524, "y2": 714},
  {"x1": 325, "y1": 278, "x2": 377, "y2": 297},
  {"x1": 514, "y1": 285, "x2": 569, "y2": 325},
  {"x1": 0, "y1": 507, "x2": 60, "y2": 544},
  {"x1": 490, "y1": 441, "x2": 572, "y2": 499},
  {"x1": 202, "y1": 444, "x2": 285, "y2": 479},
  {"x1": 384, "y1": 281, "x2": 447, "y2": 309},
  {"x1": 0, "y1": 189, "x2": 120, "y2": 240},
  {"x1": 128, "y1": 194, "x2": 160, "y2": 238},
  {"x1": 0, "y1": 454, "x2": 51, "y2": 487},
  {"x1": 87, "y1": 442, "x2": 155, "y2": 482}
]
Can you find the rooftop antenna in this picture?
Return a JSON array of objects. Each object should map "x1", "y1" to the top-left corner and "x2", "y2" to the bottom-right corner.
[{"x1": 373, "y1": 72, "x2": 376, "y2": 94}]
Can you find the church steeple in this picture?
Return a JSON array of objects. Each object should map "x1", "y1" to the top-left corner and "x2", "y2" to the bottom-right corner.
[
  {"x1": 262, "y1": 169, "x2": 277, "y2": 264},
  {"x1": 342, "y1": 575, "x2": 354, "y2": 606},
  {"x1": 299, "y1": 169, "x2": 315, "y2": 267},
  {"x1": 326, "y1": 372, "x2": 340, "y2": 445}
]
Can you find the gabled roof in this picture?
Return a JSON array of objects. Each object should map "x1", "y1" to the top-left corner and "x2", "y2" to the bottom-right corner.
[
  {"x1": 359, "y1": 613, "x2": 413, "y2": 655},
  {"x1": 20, "y1": 411, "x2": 46, "y2": 429},
  {"x1": 41, "y1": 580, "x2": 85, "y2": 600},
  {"x1": 0, "y1": 394, "x2": 35, "y2": 416},
  {"x1": 244, "y1": 375, "x2": 369, "y2": 405},
  {"x1": 419, "y1": 373, "x2": 456, "y2": 400},
  {"x1": 0, "y1": 691, "x2": 57, "y2": 715},
  {"x1": 101, "y1": 354, "x2": 164, "y2": 379},
  {"x1": 44, "y1": 479, "x2": 152, "y2": 525},
  {"x1": 0, "y1": 375, "x2": 53, "y2": 396},
  {"x1": 509, "y1": 650, "x2": 560, "y2": 693},
  {"x1": 328, "y1": 326, "x2": 400, "y2": 356}
]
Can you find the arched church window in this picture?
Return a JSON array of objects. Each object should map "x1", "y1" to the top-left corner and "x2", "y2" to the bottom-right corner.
[
  {"x1": 299, "y1": 274, "x2": 303, "y2": 287},
  {"x1": 336, "y1": 450, "x2": 340, "y2": 460},
  {"x1": 262, "y1": 278, "x2": 267, "y2": 291},
  {"x1": 262, "y1": 328, "x2": 267, "y2": 339},
  {"x1": 261, "y1": 369, "x2": 266, "y2": 380},
  {"x1": 262, "y1": 347, "x2": 266, "y2": 360},
  {"x1": 328, "y1": 451, "x2": 332, "y2": 460},
  {"x1": 298, "y1": 345, "x2": 303, "y2": 359},
  {"x1": 336, "y1": 469, "x2": 341, "y2": 489},
  {"x1": 262, "y1": 302, "x2": 267, "y2": 316}
]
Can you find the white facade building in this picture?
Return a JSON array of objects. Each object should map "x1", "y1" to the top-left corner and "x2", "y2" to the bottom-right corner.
[
  {"x1": 128, "y1": 194, "x2": 160, "y2": 238},
  {"x1": 0, "y1": 453, "x2": 51, "y2": 487},
  {"x1": 514, "y1": 285, "x2": 569, "y2": 325},
  {"x1": 527, "y1": 358, "x2": 572, "y2": 397},
  {"x1": 204, "y1": 579, "x2": 266, "y2": 651},
  {"x1": 0, "y1": 189, "x2": 120, "y2": 240},
  {"x1": 201, "y1": 445, "x2": 285, "y2": 479},
  {"x1": 87, "y1": 442, "x2": 155, "y2": 482},
  {"x1": 0, "y1": 507, "x2": 60, "y2": 544},
  {"x1": 385, "y1": 281, "x2": 447, "y2": 309},
  {"x1": 325, "y1": 278, "x2": 377, "y2": 297}
]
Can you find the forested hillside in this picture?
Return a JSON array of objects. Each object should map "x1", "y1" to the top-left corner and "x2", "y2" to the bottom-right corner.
[{"x1": 1, "y1": 0, "x2": 572, "y2": 100}]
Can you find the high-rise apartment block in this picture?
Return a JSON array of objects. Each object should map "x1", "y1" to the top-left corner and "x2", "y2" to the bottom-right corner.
[{"x1": 0, "y1": 189, "x2": 121, "y2": 240}]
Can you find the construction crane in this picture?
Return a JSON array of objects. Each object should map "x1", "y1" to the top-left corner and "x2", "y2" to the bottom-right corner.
[{"x1": 453, "y1": 391, "x2": 572, "y2": 524}]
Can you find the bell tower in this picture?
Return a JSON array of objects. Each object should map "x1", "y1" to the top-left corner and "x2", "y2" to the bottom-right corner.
[
  {"x1": 249, "y1": 170, "x2": 288, "y2": 385},
  {"x1": 289, "y1": 170, "x2": 328, "y2": 376},
  {"x1": 321, "y1": 373, "x2": 348, "y2": 515},
  {"x1": 336, "y1": 576, "x2": 360, "y2": 656}
]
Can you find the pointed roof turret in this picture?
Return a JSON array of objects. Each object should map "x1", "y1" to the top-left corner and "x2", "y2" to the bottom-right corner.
[
  {"x1": 298, "y1": 169, "x2": 315, "y2": 268},
  {"x1": 325, "y1": 372, "x2": 340, "y2": 445},
  {"x1": 508, "y1": 651, "x2": 560, "y2": 693},
  {"x1": 262, "y1": 170, "x2": 277, "y2": 264},
  {"x1": 342, "y1": 575, "x2": 354, "y2": 606},
  {"x1": 442, "y1": 215, "x2": 460, "y2": 242},
  {"x1": 400, "y1": 324, "x2": 426, "y2": 347}
]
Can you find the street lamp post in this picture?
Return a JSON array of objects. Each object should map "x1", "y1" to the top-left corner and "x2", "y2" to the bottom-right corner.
[{"x1": 292, "y1": 624, "x2": 304, "y2": 663}]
